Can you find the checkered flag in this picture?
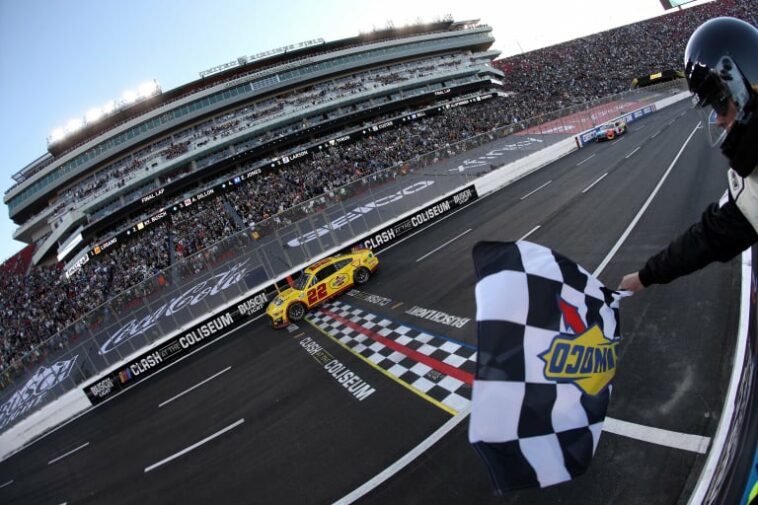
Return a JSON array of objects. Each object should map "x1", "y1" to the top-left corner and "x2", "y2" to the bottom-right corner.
[{"x1": 469, "y1": 241, "x2": 627, "y2": 492}]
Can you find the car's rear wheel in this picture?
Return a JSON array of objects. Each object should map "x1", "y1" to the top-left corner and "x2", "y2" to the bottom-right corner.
[
  {"x1": 287, "y1": 302, "x2": 306, "y2": 322},
  {"x1": 354, "y1": 267, "x2": 370, "y2": 285}
]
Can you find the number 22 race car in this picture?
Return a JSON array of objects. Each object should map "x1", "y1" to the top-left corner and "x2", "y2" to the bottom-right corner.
[{"x1": 266, "y1": 248, "x2": 379, "y2": 328}]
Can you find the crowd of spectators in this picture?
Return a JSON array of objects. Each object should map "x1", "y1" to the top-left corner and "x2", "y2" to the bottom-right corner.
[
  {"x1": 42, "y1": 52, "x2": 469, "y2": 228},
  {"x1": 172, "y1": 198, "x2": 238, "y2": 260},
  {"x1": 2, "y1": 0, "x2": 755, "y2": 389},
  {"x1": 492, "y1": 0, "x2": 755, "y2": 121}
]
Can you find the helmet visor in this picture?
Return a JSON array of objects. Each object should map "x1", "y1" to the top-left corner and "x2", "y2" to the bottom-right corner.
[
  {"x1": 699, "y1": 105, "x2": 729, "y2": 147},
  {"x1": 692, "y1": 70, "x2": 731, "y2": 115},
  {"x1": 691, "y1": 71, "x2": 733, "y2": 147}
]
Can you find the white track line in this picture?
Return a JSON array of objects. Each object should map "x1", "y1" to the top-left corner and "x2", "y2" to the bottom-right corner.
[
  {"x1": 333, "y1": 406, "x2": 471, "y2": 505},
  {"x1": 144, "y1": 418, "x2": 244, "y2": 473},
  {"x1": 518, "y1": 225, "x2": 541, "y2": 241},
  {"x1": 612, "y1": 136, "x2": 626, "y2": 143},
  {"x1": 688, "y1": 249, "x2": 752, "y2": 503},
  {"x1": 0, "y1": 479, "x2": 13, "y2": 489},
  {"x1": 48, "y1": 442, "x2": 90, "y2": 465},
  {"x1": 650, "y1": 130, "x2": 661, "y2": 139},
  {"x1": 602, "y1": 417, "x2": 709, "y2": 454},
  {"x1": 576, "y1": 153, "x2": 596, "y2": 166},
  {"x1": 593, "y1": 121, "x2": 701, "y2": 277},
  {"x1": 415, "y1": 228, "x2": 472, "y2": 262},
  {"x1": 625, "y1": 146, "x2": 641, "y2": 159},
  {"x1": 5, "y1": 315, "x2": 263, "y2": 461},
  {"x1": 590, "y1": 122, "x2": 714, "y2": 452},
  {"x1": 582, "y1": 173, "x2": 608, "y2": 194},
  {"x1": 158, "y1": 366, "x2": 232, "y2": 408},
  {"x1": 520, "y1": 180, "x2": 552, "y2": 200},
  {"x1": 337, "y1": 121, "x2": 706, "y2": 505}
]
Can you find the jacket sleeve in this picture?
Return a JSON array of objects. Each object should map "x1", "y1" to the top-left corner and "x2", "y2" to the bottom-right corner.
[{"x1": 638, "y1": 199, "x2": 757, "y2": 286}]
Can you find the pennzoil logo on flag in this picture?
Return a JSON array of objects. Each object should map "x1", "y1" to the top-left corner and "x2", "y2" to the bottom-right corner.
[{"x1": 469, "y1": 241, "x2": 628, "y2": 493}]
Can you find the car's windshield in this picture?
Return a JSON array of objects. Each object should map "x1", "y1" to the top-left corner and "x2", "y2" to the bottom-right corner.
[{"x1": 293, "y1": 274, "x2": 312, "y2": 290}]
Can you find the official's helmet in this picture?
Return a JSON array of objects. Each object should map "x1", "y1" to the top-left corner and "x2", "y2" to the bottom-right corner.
[
  {"x1": 684, "y1": 17, "x2": 758, "y2": 149},
  {"x1": 685, "y1": 17, "x2": 758, "y2": 115}
]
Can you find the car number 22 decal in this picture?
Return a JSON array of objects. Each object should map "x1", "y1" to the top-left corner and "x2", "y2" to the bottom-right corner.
[{"x1": 307, "y1": 284, "x2": 328, "y2": 304}]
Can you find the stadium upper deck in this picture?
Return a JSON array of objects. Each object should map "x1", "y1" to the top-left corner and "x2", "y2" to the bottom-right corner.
[{"x1": 3, "y1": 18, "x2": 501, "y2": 267}]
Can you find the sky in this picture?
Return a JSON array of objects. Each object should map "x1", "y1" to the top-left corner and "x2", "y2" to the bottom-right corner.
[{"x1": 0, "y1": 0, "x2": 712, "y2": 264}]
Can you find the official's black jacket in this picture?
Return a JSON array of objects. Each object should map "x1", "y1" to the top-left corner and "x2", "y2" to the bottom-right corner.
[{"x1": 639, "y1": 196, "x2": 757, "y2": 286}]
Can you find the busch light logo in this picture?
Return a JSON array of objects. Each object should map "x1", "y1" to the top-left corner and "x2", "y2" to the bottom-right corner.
[
  {"x1": 100, "y1": 260, "x2": 251, "y2": 354},
  {"x1": 0, "y1": 357, "x2": 78, "y2": 430}
]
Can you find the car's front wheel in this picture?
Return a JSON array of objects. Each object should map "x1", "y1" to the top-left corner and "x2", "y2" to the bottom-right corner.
[
  {"x1": 287, "y1": 302, "x2": 306, "y2": 322},
  {"x1": 354, "y1": 267, "x2": 370, "y2": 285}
]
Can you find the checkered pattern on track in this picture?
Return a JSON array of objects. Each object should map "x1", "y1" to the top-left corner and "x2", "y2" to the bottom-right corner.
[{"x1": 307, "y1": 299, "x2": 476, "y2": 413}]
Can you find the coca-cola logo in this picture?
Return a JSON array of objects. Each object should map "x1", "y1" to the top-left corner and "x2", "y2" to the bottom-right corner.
[
  {"x1": 0, "y1": 357, "x2": 78, "y2": 430},
  {"x1": 100, "y1": 260, "x2": 251, "y2": 354}
]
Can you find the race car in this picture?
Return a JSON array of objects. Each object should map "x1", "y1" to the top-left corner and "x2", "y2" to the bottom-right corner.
[
  {"x1": 594, "y1": 120, "x2": 628, "y2": 142},
  {"x1": 266, "y1": 248, "x2": 379, "y2": 328}
]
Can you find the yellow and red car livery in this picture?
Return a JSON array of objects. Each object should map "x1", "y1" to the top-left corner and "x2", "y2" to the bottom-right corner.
[{"x1": 266, "y1": 248, "x2": 379, "y2": 328}]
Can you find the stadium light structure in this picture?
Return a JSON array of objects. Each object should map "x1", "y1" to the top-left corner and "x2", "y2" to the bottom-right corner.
[
  {"x1": 138, "y1": 80, "x2": 159, "y2": 98},
  {"x1": 85, "y1": 107, "x2": 104, "y2": 123},
  {"x1": 65, "y1": 118, "x2": 84, "y2": 133},
  {"x1": 47, "y1": 79, "x2": 162, "y2": 146},
  {"x1": 121, "y1": 90, "x2": 138, "y2": 104},
  {"x1": 102, "y1": 100, "x2": 117, "y2": 114},
  {"x1": 49, "y1": 128, "x2": 66, "y2": 143}
]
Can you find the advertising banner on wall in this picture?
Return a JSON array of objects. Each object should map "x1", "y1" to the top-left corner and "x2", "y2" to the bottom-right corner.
[{"x1": 84, "y1": 287, "x2": 273, "y2": 405}]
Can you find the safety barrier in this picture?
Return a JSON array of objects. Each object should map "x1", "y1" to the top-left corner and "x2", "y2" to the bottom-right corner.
[{"x1": 688, "y1": 247, "x2": 758, "y2": 505}]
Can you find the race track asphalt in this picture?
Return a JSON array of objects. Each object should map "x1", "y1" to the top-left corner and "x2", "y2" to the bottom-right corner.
[{"x1": 0, "y1": 98, "x2": 740, "y2": 505}]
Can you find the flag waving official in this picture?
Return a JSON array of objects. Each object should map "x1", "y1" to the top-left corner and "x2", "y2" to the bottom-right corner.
[{"x1": 469, "y1": 241, "x2": 628, "y2": 493}]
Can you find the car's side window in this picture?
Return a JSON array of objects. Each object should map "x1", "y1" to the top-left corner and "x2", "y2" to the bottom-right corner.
[
  {"x1": 315, "y1": 264, "x2": 337, "y2": 282},
  {"x1": 334, "y1": 259, "x2": 351, "y2": 271}
]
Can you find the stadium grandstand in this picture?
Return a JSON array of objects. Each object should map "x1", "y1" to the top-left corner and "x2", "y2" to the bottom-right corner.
[
  {"x1": 0, "y1": 0, "x2": 755, "y2": 406},
  {"x1": 4, "y1": 17, "x2": 502, "y2": 269}
]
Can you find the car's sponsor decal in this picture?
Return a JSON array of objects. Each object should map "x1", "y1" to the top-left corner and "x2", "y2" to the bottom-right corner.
[{"x1": 330, "y1": 274, "x2": 349, "y2": 289}]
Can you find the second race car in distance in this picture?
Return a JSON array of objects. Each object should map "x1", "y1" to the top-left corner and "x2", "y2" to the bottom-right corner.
[
  {"x1": 266, "y1": 248, "x2": 379, "y2": 328},
  {"x1": 595, "y1": 119, "x2": 628, "y2": 142}
]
